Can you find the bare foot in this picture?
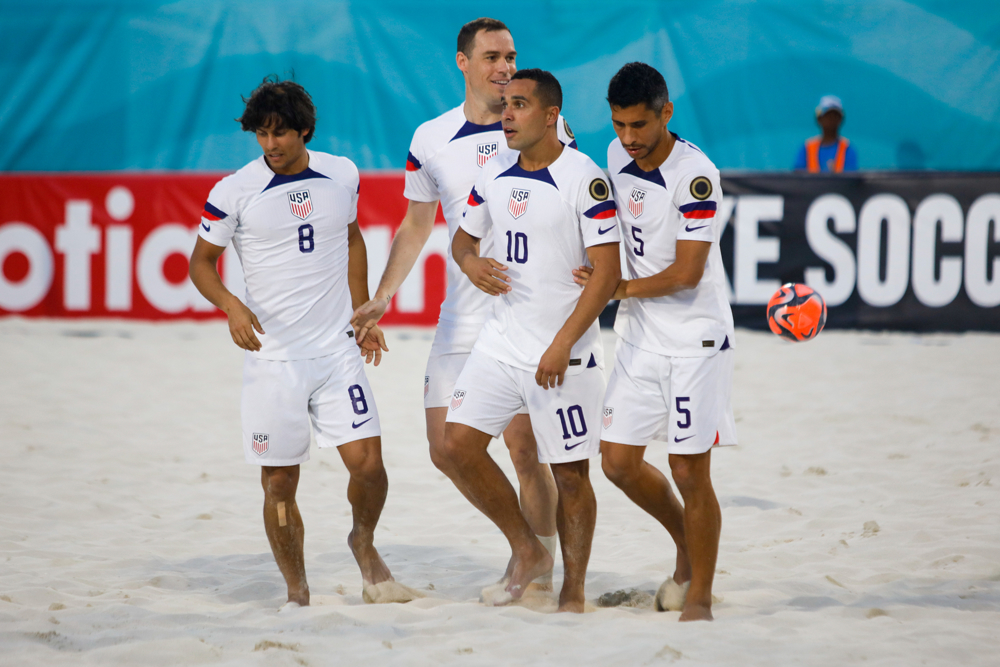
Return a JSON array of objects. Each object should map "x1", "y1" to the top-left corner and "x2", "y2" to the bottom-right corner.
[
  {"x1": 286, "y1": 583, "x2": 310, "y2": 607},
  {"x1": 505, "y1": 542, "x2": 553, "y2": 602},
  {"x1": 500, "y1": 552, "x2": 552, "y2": 593},
  {"x1": 679, "y1": 602, "x2": 713, "y2": 622},
  {"x1": 348, "y1": 530, "x2": 392, "y2": 586},
  {"x1": 556, "y1": 594, "x2": 585, "y2": 613}
]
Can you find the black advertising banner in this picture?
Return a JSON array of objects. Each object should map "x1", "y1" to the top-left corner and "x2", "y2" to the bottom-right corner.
[{"x1": 713, "y1": 173, "x2": 1000, "y2": 332}]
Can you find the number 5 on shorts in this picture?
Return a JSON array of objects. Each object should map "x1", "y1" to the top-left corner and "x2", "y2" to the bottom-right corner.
[{"x1": 676, "y1": 396, "x2": 691, "y2": 429}]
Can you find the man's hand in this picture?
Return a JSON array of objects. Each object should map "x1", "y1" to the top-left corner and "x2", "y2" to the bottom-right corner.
[
  {"x1": 225, "y1": 299, "x2": 265, "y2": 351},
  {"x1": 357, "y1": 323, "x2": 389, "y2": 366},
  {"x1": 573, "y1": 265, "x2": 626, "y2": 300},
  {"x1": 535, "y1": 340, "x2": 571, "y2": 389},
  {"x1": 351, "y1": 295, "x2": 390, "y2": 347},
  {"x1": 461, "y1": 256, "x2": 511, "y2": 296}
]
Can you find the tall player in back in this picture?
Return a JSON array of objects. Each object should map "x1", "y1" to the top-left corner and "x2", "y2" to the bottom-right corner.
[
  {"x1": 441, "y1": 69, "x2": 621, "y2": 612},
  {"x1": 351, "y1": 18, "x2": 576, "y2": 588},
  {"x1": 189, "y1": 78, "x2": 411, "y2": 608},
  {"x1": 576, "y1": 63, "x2": 737, "y2": 621}
]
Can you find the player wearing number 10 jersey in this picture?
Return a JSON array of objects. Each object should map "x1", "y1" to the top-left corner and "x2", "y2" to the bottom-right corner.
[
  {"x1": 440, "y1": 70, "x2": 621, "y2": 612},
  {"x1": 189, "y1": 77, "x2": 415, "y2": 609}
]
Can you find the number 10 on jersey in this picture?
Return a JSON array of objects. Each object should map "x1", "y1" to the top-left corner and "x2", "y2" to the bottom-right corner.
[{"x1": 505, "y1": 231, "x2": 528, "y2": 264}]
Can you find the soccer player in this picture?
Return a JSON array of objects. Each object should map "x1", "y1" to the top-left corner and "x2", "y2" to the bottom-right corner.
[
  {"x1": 439, "y1": 69, "x2": 621, "y2": 612},
  {"x1": 350, "y1": 18, "x2": 577, "y2": 588},
  {"x1": 575, "y1": 62, "x2": 736, "y2": 621},
  {"x1": 188, "y1": 77, "x2": 411, "y2": 609}
]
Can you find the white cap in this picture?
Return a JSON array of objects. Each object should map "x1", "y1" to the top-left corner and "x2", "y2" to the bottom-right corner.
[{"x1": 816, "y1": 95, "x2": 844, "y2": 117}]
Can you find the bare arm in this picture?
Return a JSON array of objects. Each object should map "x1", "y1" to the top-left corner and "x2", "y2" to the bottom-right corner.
[
  {"x1": 536, "y1": 242, "x2": 621, "y2": 389},
  {"x1": 350, "y1": 199, "x2": 438, "y2": 336},
  {"x1": 453, "y1": 226, "x2": 511, "y2": 296},
  {"x1": 189, "y1": 236, "x2": 264, "y2": 351},
  {"x1": 347, "y1": 220, "x2": 388, "y2": 366},
  {"x1": 572, "y1": 239, "x2": 711, "y2": 300}
]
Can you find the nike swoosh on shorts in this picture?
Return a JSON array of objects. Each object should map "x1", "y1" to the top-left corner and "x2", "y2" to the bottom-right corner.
[
  {"x1": 564, "y1": 441, "x2": 585, "y2": 450},
  {"x1": 674, "y1": 434, "x2": 696, "y2": 443},
  {"x1": 352, "y1": 418, "x2": 373, "y2": 429}
]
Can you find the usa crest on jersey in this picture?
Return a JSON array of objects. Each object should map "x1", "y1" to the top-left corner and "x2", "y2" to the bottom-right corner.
[
  {"x1": 451, "y1": 390, "x2": 466, "y2": 410},
  {"x1": 288, "y1": 190, "x2": 313, "y2": 220},
  {"x1": 508, "y1": 188, "x2": 530, "y2": 219},
  {"x1": 477, "y1": 141, "x2": 498, "y2": 167},
  {"x1": 628, "y1": 188, "x2": 645, "y2": 219},
  {"x1": 252, "y1": 432, "x2": 269, "y2": 455}
]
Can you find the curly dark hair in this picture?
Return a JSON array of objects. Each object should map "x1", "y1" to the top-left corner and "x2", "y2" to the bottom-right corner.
[
  {"x1": 237, "y1": 76, "x2": 316, "y2": 143},
  {"x1": 510, "y1": 69, "x2": 562, "y2": 111},
  {"x1": 607, "y1": 62, "x2": 669, "y2": 113}
]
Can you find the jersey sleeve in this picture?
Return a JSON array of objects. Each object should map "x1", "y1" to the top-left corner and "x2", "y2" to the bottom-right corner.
[
  {"x1": 674, "y1": 169, "x2": 722, "y2": 243},
  {"x1": 557, "y1": 115, "x2": 578, "y2": 150},
  {"x1": 578, "y1": 168, "x2": 621, "y2": 248},
  {"x1": 346, "y1": 160, "x2": 360, "y2": 221},
  {"x1": 459, "y1": 167, "x2": 492, "y2": 240},
  {"x1": 402, "y1": 130, "x2": 440, "y2": 203},
  {"x1": 198, "y1": 177, "x2": 240, "y2": 248}
]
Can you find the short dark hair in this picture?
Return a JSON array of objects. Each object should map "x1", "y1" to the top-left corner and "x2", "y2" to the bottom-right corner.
[
  {"x1": 607, "y1": 62, "x2": 670, "y2": 113},
  {"x1": 510, "y1": 69, "x2": 562, "y2": 111},
  {"x1": 457, "y1": 18, "x2": 510, "y2": 57},
  {"x1": 238, "y1": 76, "x2": 316, "y2": 143}
]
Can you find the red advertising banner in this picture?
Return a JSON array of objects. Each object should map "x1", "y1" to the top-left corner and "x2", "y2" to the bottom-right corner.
[{"x1": 0, "y1": 173, "x2": 445, "y2": 324}]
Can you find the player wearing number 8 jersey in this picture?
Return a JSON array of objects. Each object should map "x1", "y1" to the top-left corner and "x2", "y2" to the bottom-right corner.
[
  {"x1": 189, "y1": 77, "x2": 416, "y2": 609},
  {"x1": 439, "y1": 69, "x2": 621, "y2": 612},
  {"x1": 575, "y1": 63, "x2": 736, "y2": 622}
]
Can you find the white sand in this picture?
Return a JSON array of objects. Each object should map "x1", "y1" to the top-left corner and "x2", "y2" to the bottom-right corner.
[{"x1": 1, "y1": 318, "x2": 998, "y2": 666}]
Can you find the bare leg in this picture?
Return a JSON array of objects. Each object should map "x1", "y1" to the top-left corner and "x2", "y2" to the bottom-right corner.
[
  {"x1": 504, "y1": 414, "x2": 557, "y2": 537},
  {"x1": 261, "y1": 465, "x2": 309, "y2": 606},
  {"x1": 551, "y1": 459, "x2": 597, "y2": 613},
  {"x1": 669, "y1": 450, "x2": 720, "y2": 622},
  {"x1": 601, "y1": 441, "x2": 691, "y2": 585},
  {"x1": 338, "y1": 436, "x2": 391, "y2": 586},
  {"x1": 438, "y1": 421, "x2": 552, "y2": 601}
]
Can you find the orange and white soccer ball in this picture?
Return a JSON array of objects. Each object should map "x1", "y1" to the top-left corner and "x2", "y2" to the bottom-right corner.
[{"x1": 766, "y1": 283, "x2": 827, "y2": 342}]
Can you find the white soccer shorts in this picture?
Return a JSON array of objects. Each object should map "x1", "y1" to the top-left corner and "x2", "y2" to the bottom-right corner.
[
  {"x1": 445, "y1": 349, "x2": 606, "y2": 464},
  {"x1": 241, "y1": 346, "x2": 381, "y2": 466},
  {"x1": 424, "y1": 319, "x2": 526, "y2": 416},
  {"x1": 601, "y1": 338, "x2": 737, "y2": 455}
]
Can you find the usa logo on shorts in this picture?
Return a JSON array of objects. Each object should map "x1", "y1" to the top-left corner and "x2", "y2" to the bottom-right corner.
[
  {"x1": 628, "y1": 188, "x2": 645, "y2": 219},
  {"x1": 424, "y1": 375, "x2": 430, "y2": 398},
  {"x1": 252, "y1": 432, "x2": 269, "y2": 455},
  {"x1": 451, "y1": 390, "x2": 466, "y2": 410},
  {"x1": 288, "y1": 190, "x2": 313, "y2": 220},
  {"x1": 477, "y1": 142, "x2": 498, "y2": 167},
  {"x1": 603, "y1": 407, "x2": 614, "y2": 429},
  {"x1": 508, "y1": 188, "x2": 530, "y2": 219}
]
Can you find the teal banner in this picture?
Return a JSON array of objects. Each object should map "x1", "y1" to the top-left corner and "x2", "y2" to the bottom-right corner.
[{"x1": 2, "y1": 1, "x2": 999, "y2": 172}]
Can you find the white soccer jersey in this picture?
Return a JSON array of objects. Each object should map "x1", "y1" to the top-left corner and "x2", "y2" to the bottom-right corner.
[
  {"x1": 607, "y1": 135, "x2": 735, "y2": 357},
  {"x1": 461, "y1": 147, "x2": 621, "y2": 372},
  {"x1": 404, "y1": 105, "x2": 577, "y2": 327},
  {"x1": 199, "y1": 150, "x2": 360, "y2": 361}
]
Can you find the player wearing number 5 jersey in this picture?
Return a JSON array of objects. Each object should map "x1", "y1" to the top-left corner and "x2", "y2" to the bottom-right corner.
[
  {"x1": 189, "y1": 77, "x2": 416, "y2": 609},
  {"x1": 439, "y1": 69, "x2": 621, "y2": 612},
  {"x1": 575, "y1": 63, "x2": 736, "y2": 621}
]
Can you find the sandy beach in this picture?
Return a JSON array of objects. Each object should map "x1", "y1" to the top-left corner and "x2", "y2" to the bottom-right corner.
[{"x1": 1, "y1": 318, "x2": 998, "y2": 666}]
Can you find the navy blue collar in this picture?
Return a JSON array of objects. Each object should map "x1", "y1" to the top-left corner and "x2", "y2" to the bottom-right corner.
[
  {"x1": 496, "y1": 161, "x2": 558, "y2": 189},
  {"x1": 619, "y1": 159, "x2": 666, "y2": 188},
  {"x1": 450, "y1": 120, "x2": 502, "y2": 143},
  {"x1": 262, "y1": 166, "x2": 330, "y2": 192}
]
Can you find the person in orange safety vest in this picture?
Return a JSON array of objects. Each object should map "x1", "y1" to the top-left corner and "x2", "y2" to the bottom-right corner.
[{"x1": 794, "y1": 95, "x2": 858, "y2": 173}]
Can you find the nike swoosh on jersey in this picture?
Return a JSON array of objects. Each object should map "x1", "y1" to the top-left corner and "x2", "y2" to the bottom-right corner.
[
  {"x1": 674, "y1": 434, "x2": 696, "y2": 443},
  {"x1": 201, "y1": 222, "x2": 211, "y2": 232},
  {"x1": 352, "y1": 417, "x2": 373, "y2": 429},
  {"x1": 564, "y1": 441, "x2": 586, "y2": 450},
  {"x1": 684, "y1": 223, "x2": 709, "y2": 232},
  {"x1": 597, "y1": 225, "x2": 616, "y2": 235}
]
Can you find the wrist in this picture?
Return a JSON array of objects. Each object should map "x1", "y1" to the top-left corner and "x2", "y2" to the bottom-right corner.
[{"x1": 616, "y1": 279, "x2": 629, "y2": 300}]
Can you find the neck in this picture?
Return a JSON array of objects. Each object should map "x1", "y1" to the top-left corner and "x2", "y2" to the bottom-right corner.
[
  {"x1": 636, "y1": 130, "x2": 676, "y2": 171},
  {"x1": 821, "y1": 130, "x2": 840, "y2": 145},
  {"x1": 266, "y1": 150, "x2": 309, "y2": 176},
  {"x1": 517, "y1": 130, "x2": 564, "y2": 171},
  {"x1": 463, "y1": 87, "x2": 502, "y2": 125}
]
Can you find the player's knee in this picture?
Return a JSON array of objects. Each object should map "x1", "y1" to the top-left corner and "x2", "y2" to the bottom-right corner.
[
  {"x1": 263, "y1": 467, "x2": 298, "y2": 501},
  {"x1": 601, "y1": 454, "x2": 635, "y2": 488},
  {"x1": 345, "y1": 445, "x2": 386, "y2": 483},
  {"x1": 436, "y1": 429, "x2": 468, "y2": 474},
  {"x1": 668, "y1": 455, "x2": 705, "y2": 495},
  {"x1": 507, "y1": 440, "x2": 543, "y2": 478},
  {"x1": 552, "y1": 461, "x2": 590, "y2": 495},
  {"x1": 429, "y1": 438, "x2": 452, "y2": 475}
]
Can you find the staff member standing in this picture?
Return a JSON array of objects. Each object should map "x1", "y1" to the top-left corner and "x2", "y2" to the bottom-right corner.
[{"x1": 794, "y1": 95, "x2": 858, "y2": 173}]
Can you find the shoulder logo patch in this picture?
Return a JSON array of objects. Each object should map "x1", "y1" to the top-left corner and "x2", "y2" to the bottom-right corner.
[
  {"x1": 563, "y1": 118, "x2": 575, "y2": 140},
  {"x1": 690, "y1": 177, "x2": 712, "y2": 201},
  {"x1": 508, "y1": 188, "x2": 530, "y2": 219},
  {"x1": 288, "y1": 190, "x2": 313, "y2": 220},
  {"x1": 589, "y1": 178, "x2": 609, "y2": 201}
]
